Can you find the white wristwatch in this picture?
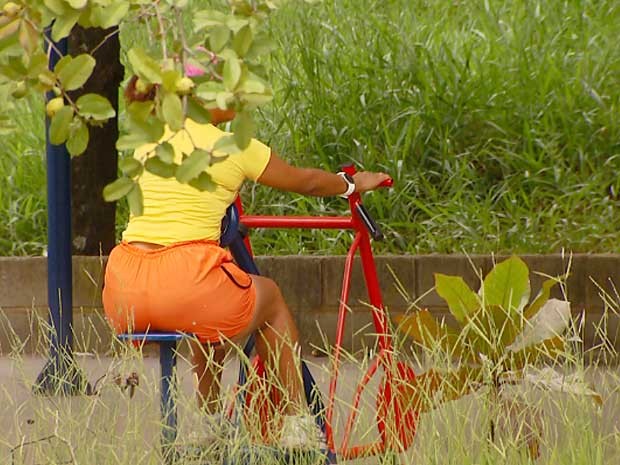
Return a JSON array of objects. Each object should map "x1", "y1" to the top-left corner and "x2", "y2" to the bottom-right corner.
[{"x1": 337, "y1": 172, "x2": 356, "y2": 198}]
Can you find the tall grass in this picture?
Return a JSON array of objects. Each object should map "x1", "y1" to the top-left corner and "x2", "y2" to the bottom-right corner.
[
  {"x1": 1, "y1": 0, "x2": 619, "y2": 255},
  {"x1": 1, "y1": 289, "x2": 619, "y2": 464}
]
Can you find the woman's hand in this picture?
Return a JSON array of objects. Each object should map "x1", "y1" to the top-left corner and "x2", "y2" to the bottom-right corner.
[{"x1": 352, "y1": 171, "x2": 391, "y2": 193}]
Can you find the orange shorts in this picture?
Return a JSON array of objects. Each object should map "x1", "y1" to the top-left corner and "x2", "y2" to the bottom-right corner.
[{"x1": 102, "y1": 240, "x2": 256, "y2": 343}]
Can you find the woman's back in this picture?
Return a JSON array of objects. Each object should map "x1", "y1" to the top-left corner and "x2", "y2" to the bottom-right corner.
[{"x1": 123, "y1": 119, "x2": 271, "y2": 245}]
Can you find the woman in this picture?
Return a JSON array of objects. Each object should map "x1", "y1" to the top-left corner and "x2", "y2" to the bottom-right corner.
[{"x1": 102, "y1": 77, "x2": 390, "y2": 448}]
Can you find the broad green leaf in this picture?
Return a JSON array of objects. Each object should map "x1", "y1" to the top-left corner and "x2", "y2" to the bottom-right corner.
[
  {"x1": 44, "y1": 0, "x2": 69, "y2": 15},
  {"x1": 245, "y1": 36, "x2": 276, "y2": 60},
  {"x1": 49, "y1": 105, "x2": 74, "y2": 145},
  {"x1": 128, "y1": 101, "x2": 154, "y2": 122},
  {"x1": 51, "y1": 9, "x2": 80, "y2": 41},
  {"x1": 223, "y1": 56, "x2": 241, "y2": 90},
  {"x1": 238, "y1": 78, "x2": 266, "y2": 94},
  {"x1": 226, "y1": 17, "x2": 249, "y2": 33},
  {"x1": 66, "y1": 0, "x2": 87, "y2": 8},
  {"x1": 103, "y1": 176, "x2": 135, "y2": 201},
  {"x1": 240, "y1": 92, "x2": 273, "y2": 107},
  {"x1": 215, "y1": 91, "x2": 233, "y2": 110},
  {"x1": 507, "y1": 299, "x2": 571, "y2": 352},
  {"x1": 117, "y1": 132, "x2": 152, "y2": 151},
  {"x1": 119, "y1": 157, "x2": 143, "y2": 177},
  {"x1": 232, "y1": 25, "x2": 253, "y2": 57},
  {"x1": 76, "y1": 93, "x2": 115, "y2": 121},
  {"x1": 463, "y1": 304, "x2": 520, "y2": 357},
  {"x1": 196, "y1": 81, "x2": 225, "y2": 101},
  {"x1": 194, "y1": 10, "x2": 228, "y2": 31},
  {"x1": 127, "y1": 184, "x2": 144, "y2": 216},
  {"x1": 175, "y1": 149, "x2": 211, "y2": 183},
  {"x1": 233, "y1": 111, "x2": 254, "y2": 149},
  {"x1": 435, "y1": 274, "x2": 479, "y2": 323},
  {"x1": 209, "y1": 25, "x2": 230, "y2": 52},
  {"x1": 128, "y1": 47, "x2": 162, "y2": 84},
  {"x1": 187, "y1": 97, "x2": 212, "y2": 124},
  {"x1": 524, "y1": 278, "x2": 558, "y2": 320},
  {"x1": 57, "y1": 54, "x2": 96, "y2": 91},
  {"x1": 162, "y1": 69, "x2": 181, "y2": 93},
  {"x1": 188, "y1": 172, "x2": 215, "y2": 191},
  {"x1": 213, "y1": 135, "x2": 241, "y2": 155},
  {"x1": 396, "y1": 310, "x2": 463, "y2": 358},
  {"x1": 162, "y1": 92, "x2": 184, "y2": 131},
  {"x1": 93, "y1": 2, "x2": 129, "y2": 29},
  {"x1": 155, "y1": 142, "x2": 175, "y2": 164},
  {"x1": 145, "y1": 157, "x2": 176, "y2": 178},
  {"x1": 66, "y1": 117, "x2": 89, "y2": 156},
  {"x1": 483, "y1": 256, "x2": 530, "y2": 313}
]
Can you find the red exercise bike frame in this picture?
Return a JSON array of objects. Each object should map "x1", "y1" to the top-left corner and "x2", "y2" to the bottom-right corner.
[{"x1": 236, "y1": 165, "x2": 417, "y2": 461}]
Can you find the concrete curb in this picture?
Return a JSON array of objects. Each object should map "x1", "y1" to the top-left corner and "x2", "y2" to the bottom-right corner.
[{"x1": 1, "y1": 254, "x2": 619, "y2": 355}]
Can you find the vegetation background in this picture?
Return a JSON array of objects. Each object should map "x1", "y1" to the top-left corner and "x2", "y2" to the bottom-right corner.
[{"x1": 1, "y1": 0, "x2": 618, "y2": 256}]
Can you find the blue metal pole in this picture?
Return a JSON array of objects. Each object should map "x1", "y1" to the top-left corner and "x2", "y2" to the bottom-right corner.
[
  {"x1": 34, "y1": 31, "x2": 88, "y2": 395},
  {"x1": 160, "y1": 340, "x2": 178, "y2": 462}
]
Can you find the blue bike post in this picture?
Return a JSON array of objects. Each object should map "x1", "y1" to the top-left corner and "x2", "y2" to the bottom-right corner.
[{"x1": 34, "y1": 32, "x2": 88, "y2": 395}]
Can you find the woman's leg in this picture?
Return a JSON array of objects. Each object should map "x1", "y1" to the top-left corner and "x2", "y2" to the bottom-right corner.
[
  {"x1": 190, "y1": 341, "x2": 227, "y2": 413},
  {"x1": 237, "y1": 275, "x2": 305, "y2": 412}
]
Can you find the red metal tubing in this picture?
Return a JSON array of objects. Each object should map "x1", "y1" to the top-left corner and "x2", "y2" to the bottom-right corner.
[
  {"x1": 325, "y1": 232, "x2": 361, "y2": 451},
  {"x1": 240, "y1": 215, "x2": 354, "y2": 230}
]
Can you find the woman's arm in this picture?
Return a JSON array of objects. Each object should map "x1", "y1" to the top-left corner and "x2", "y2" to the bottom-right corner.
[{"x1": 257, "y1": 151, "x2": 390, "y2": 197}]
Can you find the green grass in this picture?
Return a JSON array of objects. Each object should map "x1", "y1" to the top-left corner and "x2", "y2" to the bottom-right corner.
[{"x1": 1, "y1": 0, "x2": 619, "y2": 255}]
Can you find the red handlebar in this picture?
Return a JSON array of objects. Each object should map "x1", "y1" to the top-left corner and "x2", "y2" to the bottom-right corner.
[{"x1": 379, "y1": 177, "x2": 393, "y2": 188}]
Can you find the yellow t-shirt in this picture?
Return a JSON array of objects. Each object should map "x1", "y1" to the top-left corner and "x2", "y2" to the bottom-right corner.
[{"x1": 122, "y1": 119, "x2": 271, "y2": 245}]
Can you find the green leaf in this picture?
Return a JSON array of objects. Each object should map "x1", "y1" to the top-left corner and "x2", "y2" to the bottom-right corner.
[
  {"x1": 66, "y1": 0, "x2": 87, "y2": 8},
  {"x1": 116, "y1": 117, "x2": 164, "y2": 151},
  {"x1": 49, "y1": 105, "x2": 74, "y2": 145},
  {"x1": 44, "y1": 0, "x2": 70, "y2": 15},
  {"x1": 233, "y1": 111, "x2": 254, "y2": 149},
  {"x1": 127, "y1": 183, "x2": 144, "y2": 216},
  {"x1": 119, "y1": 157, "x2": 143, "y2": 177},
  {"x1": 215, "y1": 91, "x2": 233, "y2": 109},
  {"x1": 187, "y1": 97, "x2": 212, "y2": 124},
  {"x1": 212, "y1": 135, "x2": 241, "y2": 155},
  {"x1": 162, "y1": 69, "x2": 181, "y2": 93},
  {"x1": 145, "y1": 157, "x2": 177, "y2": 178},
  {"x1": 66, "y1": 117, "x2": 89, "y2": 156},
  {"x1": 93, "y1": 2, "x2": 129, "y2": 29},
  {"x1": 435, "y1": 274, "x2": 479, "y2": 323},
  {"x1": 128, "y1": 47, "x2": 162, "y2": 84},
  {"x1": 196, "y1": 81, "x2": 225, "y2": 101},
  {"x1": 188, "y1": 172, "x2": 215, "y2": 191},
  {"x1": 76, "y1": 93, "x2": 115, "y2": 121},
  {"x1": 162, "y1": 92, "x2": 184, "y2": 131},
  {"x1": 524, "y1": 278, "x2": 558, "y2": 320},
  {"x1": 194, "y1": 10, "x2": 228, "y2": 31},
  {"x1": 175, "y1": 149, "x2": 211, "y2": 183},
  {"x1": 483, "y1": 256, "x2": 530, "y2": 313},
  {"x1": 223, "y1": 56, "x2": 241, "y2": 90},
  {"x1": 57, "y1": 54, "x2": 96, "y2": 91},
  {"x1": 103, "y1": 176, "x2": 135, "y2": 201},
  {"x1": 240, "y1": 92, "x2": 273, "y2": 107},
  {"x1": 396, "y1": 310, "x2": 464, "y2": 358},
  {"x1": 232, "y1": 25, "x2": 253, "y2": 57},
  {"x1": 209, "y1": 25, "x2": 230, "y2": 52},
  {"x1": 51, "y1": 10, "x2": 80, "y2": 41},
  {"x1": 128, "y1": 101, "x2": 154, "y2": 122},
  {"x1": 155, "y1": 142, "x2": 175, "y2": 164}
]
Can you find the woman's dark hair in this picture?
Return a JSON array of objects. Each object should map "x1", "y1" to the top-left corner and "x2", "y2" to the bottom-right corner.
[{"x1": 124, "y1": 75, "x2": 158, "y2": 103}]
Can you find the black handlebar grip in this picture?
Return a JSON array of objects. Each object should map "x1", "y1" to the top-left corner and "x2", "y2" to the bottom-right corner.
[{"x1": 355, "y1": 203, "x2": 384, "y2": 241}]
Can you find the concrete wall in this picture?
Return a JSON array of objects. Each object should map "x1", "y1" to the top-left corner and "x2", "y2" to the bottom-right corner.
[{"x1": 1, "y1": 254, "x2": 619, "y2": 355}]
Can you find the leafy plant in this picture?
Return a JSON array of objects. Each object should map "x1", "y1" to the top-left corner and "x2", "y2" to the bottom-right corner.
[
  {"x1": 0, "y1": 0, "x2": 313, "y2": 215},
  {"x1": 396, "y1": 255, "x2": 602, "y2": 457}
]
